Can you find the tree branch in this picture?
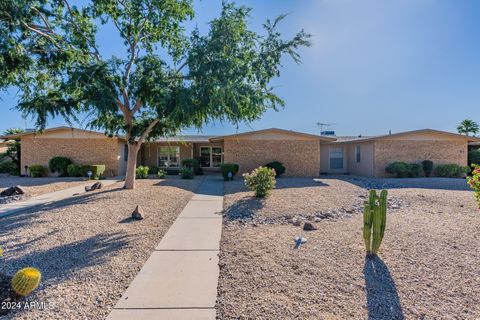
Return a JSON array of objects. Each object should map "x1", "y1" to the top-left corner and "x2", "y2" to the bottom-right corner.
[
  {"x1": 21, "y1": 22, "x2": 62, "y2": 50},
  {"x1": 138, "y1": 119, "x2": 160, "y2": 145},
  {"x1": 131, "y1": 98, "x2": 142, "y2": 115}
]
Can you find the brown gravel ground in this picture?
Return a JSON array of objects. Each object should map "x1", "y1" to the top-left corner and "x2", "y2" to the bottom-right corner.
[
  {"x1": 0, "y1": 177, "x2": 89, "y2": 197},
  {"x1": 217, "y1": 177, "x2": 480, "y2": 320},
  {"x1": 0, "y1": 177, "x2": 202, "y2": 319}
]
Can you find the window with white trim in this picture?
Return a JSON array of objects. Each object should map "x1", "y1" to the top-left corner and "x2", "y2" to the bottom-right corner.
[
  {"x1": 200, "y1": 146, "x2": 223, "y2": 168},
  {"x1": 158, "y1": 146, "x2": 180, "y2": 168},
  {"x1": 329, "y1": 147, "x2": 344, "y2": 169}
]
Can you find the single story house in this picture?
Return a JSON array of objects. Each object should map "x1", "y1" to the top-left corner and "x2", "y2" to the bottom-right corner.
[{"x1": 1, "y1": 126, "x2": 479, "y2": 177}]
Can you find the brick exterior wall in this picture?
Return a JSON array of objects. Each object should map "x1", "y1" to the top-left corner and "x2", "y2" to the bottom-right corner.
[
  {"x1": 374, "y1": 140, "x2": 468, "y2": 177},
  {"x1": 21, "y1": 137, "x2": 120, "y2": 176},
  {"x1": 140, "y1": 142, "x2": 193, "y2": 168},
  {"x1": 223, "y1": 139, "x2": 320, "y2": 177}
]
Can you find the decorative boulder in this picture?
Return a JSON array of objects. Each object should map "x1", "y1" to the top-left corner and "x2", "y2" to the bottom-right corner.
[
  {"x1": 85, "y1": 182, "x2": 103, "y2": 192},
  {"x1": 303, "y1": 222, "x2": 317, "y2": 231},
  {"x1": 131, "y1": 205, "x2": 144, "y2": 220},
  {"x1": 1, "y1": 186, "x2": 26, "y2": 197}
]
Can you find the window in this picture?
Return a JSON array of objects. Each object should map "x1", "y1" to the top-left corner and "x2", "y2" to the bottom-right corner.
[
  {"x1": 329, "y1": 147, "x2": 344, "y2": 169},
  {"x1": 356, "y1": 145, "x2": 361, "y2": 163},
  {"x1": 158, "y1": 146, "x2": 180, "y2": 168},
  {"x1": 200, "y1": 146, "x2": 223, "y2": 168}
]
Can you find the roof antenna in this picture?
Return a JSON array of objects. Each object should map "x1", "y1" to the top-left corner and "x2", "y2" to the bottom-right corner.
[
  {"x1": 316, "y1": 122, "x2": 333, "y2": 135},
  {"x1": 389, "y1": 130, "x2": 392, "y2": 135}
]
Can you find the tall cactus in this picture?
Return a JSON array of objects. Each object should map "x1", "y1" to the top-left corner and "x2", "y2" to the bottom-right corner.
[
  {"x1": 11, "y1": 267, "x2": 42, "y2": 297},
  {"x1": 363, "y1": 189, "x2": 388, "y2": 255}
]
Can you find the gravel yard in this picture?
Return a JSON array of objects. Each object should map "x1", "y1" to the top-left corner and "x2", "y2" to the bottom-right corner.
[
  {"x1": 0, "y1": 176, "x2": 89, "y2": 198},
  {"x1": 217, "y1": 177, "x2": 480, "y2": 319},
  {"x1": 0, "y1": 177, "x2": 202, "y2": 319}
]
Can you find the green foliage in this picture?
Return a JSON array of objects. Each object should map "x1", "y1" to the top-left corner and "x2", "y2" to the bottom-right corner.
[
  {"x1": 435, "y1": 164, "x2": 470, "y2": 178},
  {"x1": 0, "y1": 161, "x2": 19, "y2": 175},
  {"x1": 148, "y1": 165, "x2": 160, "y2": 175},
  {"x1": 220, "y1": 163, "x2": 239, "y2": 181},
  {"x1": 467, "y1": 164, "x2": 480, "y2": 208},
  {"x1": 457, "y1": 119, "x2": 479, "y2": 136},
  {"x1": 243, "y1": 166, "x2": 276, "y2": 198},
  {"x1": 180, "y1": 166, "x2": 194, "y2": 179},
  {"x1": 81, "y1": 165, "x2": 106, "y2": 179},
  {"x1": 136, "y1": 166, "x2": 150, "y2": 179},
  {"x1": 0, "y1": 128, "x2": 24, "y2": 174},
  {"x1": 421, "y1": 160, "x2": 434, "y2": 177},
  {"x1": 385, "y1": 162, "x2": 422, "y2": 178},
  {"x1": 265, "y1": 161, "x2": 285, "y2": 177},
  {"x1": 182, "y1": 158, "x2": 202, "y2": 175},
  {"x1": 468, "y1": 149, "x2": 480, "y2": 166},
  {"x1": 11, "y1": 267, "x2": 42, "y2": 297},
  {"x1": 363, "y1": 190, "x2": 388, "y2": 255},
  {"x1": 0, "y1": 1, "x2": 310, "y2": 189},
  {"x1": 67, "y1": 164, "x2": 82, "y2": 177},
  {"x1": 48, "y1": 156, "x2": 72, "y2": 176},
  {"x1": 28, "y1": 165, "x2": 47, "y2": 177},
  {"x1": 158, "y1": 169, "x2": 167, "y2": 178}
]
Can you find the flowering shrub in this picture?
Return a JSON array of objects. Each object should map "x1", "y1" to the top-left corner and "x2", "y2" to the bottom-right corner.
[
  {"x1": 467, "y1": 164, "x2": 480, "y2": 209},
  {"x1": 243, "y1": 166, "x2": 276, "y2": 198}
]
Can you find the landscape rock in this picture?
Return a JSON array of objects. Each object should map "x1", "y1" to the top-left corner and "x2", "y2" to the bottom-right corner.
[
  {"x1": 303, "y1": 222, "x2": 317, "y2": 231},
  {"x1": 131, "y1": 205, "x2": 144, "y2": 220},
  {"x1": 291, "y1": 217, "x2": 301, "y2": 226},
  {"x1": 85, "y1": 182, "x2": 103, "y2": 192},
  {"x1": 0, "y1": 185, "x2": 26, "y2": 197}
]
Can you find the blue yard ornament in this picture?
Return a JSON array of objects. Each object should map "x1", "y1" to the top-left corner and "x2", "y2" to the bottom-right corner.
[
  {"x1": 227, "y1": 171, "x2": 233, "y2": 180},
  {"x1": 87, "y1": 170, "x2": 93, "y2": 179}
]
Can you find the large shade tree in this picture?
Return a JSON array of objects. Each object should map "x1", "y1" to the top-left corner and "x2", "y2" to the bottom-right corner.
[{"x1": 0, "y1": 0, "x2": 311, "y2": 188}]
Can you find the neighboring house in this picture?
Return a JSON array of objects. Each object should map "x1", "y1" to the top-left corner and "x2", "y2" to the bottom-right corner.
[
  {"x1": 0, "y1": 140, "x2": 7, "y2": 154},
  {"x1": 1, "y1": 126, "x2": 479, "y2": 177}
]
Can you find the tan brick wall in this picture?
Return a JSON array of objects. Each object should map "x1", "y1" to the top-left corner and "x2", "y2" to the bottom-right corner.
[
  {"x1": 223, "y1": 139, "x2": 320, "y2": 177},
  {"x1": 21, "y1": 137, "x2": 120, "y2": 176},
  {"x1": 374, "y1": 140, "x2": 468, "y2": 177}
]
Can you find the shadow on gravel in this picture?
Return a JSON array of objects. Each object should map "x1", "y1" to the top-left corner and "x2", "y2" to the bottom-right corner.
[
  {"x1": 364, "y1": 256, "x2": 404, "y2": 320},
  {"x1": 223, "y1": 197, "x2": 265, "y2": 221}
]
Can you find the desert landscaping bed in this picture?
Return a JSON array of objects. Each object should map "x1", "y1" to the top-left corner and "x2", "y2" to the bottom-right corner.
[
  {"x1": 0, "y1": 176, "x2": 90, "y2": 199},
  {"x1": 0, "y1": 176, "x2": 203, "y2": 319},
  {"x1": 217, "y1": 177, "x2": 480, "y2": 319}
]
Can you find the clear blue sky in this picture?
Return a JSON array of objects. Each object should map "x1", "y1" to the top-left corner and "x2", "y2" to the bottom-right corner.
[{"x1": 1, "y1": 0, "x2": 480, "y2": 136}]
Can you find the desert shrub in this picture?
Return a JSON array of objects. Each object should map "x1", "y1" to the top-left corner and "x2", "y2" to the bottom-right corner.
[
  {"x1": 136, "y1": 166, "x2": 149, "y2": 179},
  {"x1": 265, "y1": 161, "x2": 286, "y2": 177},
  {"x1": 220, "y1": 163, "x2": 239, "y2": 181},
  {"x1": 48, "y1": 156, "x2": 72, "y2": 176},
  {"x1": 468, "y1": 149, "x2": 480, "y2": 166},
  {"x1": 435, "y1": 164, "x2": 470, "y2": 178},
  {"x1": 182, "y1": 158, "x2": 202, "y2": 175},
  {"x1": 29, "y1": 165, "x2": 47, "y2": 177},
  {"x1": 0, "y1": 161, "x2": 19, "y2": 175},
  {"x1": 80, "y1": 165, "x2": 106, "y2": 179},
  {"x1": 467, "y1": 164, "x2": 480, "y2": 208},
  {"x1": 180, "y1": 166, "x2": 194, "y2": 179},
  {"x1": 385, "y1": 162, "x2": 410, "y2": 178},
  {"x1": 158, "y1": 169, "x2": 167, "y2": 178},
  {"x1": 409, "y1": 163, "x2": 422, "y2": 177},
  {"x1": 421, "y1": 160, "x2": 434, "y2": 177},
  {"x1": 243, "y1": 166, "x2": 276, "y2": 198},
  {"x1": 148, "y1": 165, "x2": 160, "y2": 175},
  {"x1": 67, "y1": 164, "x2": 82, "y2": 177}
]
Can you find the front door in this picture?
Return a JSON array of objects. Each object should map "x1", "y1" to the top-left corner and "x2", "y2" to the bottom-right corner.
[{"x1": 200, "y1": 146, "x2": 223, "y2": 168}]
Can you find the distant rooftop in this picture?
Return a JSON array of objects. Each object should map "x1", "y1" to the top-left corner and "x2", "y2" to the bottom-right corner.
[{"x1": 151, "y1": 135, "x2": 217, "y2": 143}]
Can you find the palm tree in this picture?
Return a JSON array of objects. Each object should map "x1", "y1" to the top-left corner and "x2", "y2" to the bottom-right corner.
[{"x1": 457, "y1": 119, "x2": 479, "y2": 136}]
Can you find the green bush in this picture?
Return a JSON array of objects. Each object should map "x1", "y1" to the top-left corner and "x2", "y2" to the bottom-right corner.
[
  {"x1": 182, "y1": 159, "x2": 202, "y2": 175},
  {"x1": 148, "y1": 165, "x2": 160, "y2": 175},
  {"x1": 468, "y1": 149, "x2": 480, "y2": 166},
  {"x1": 81, "y1": 165, "x2": 106, "y2": 179},
  {"x1": 48, "y1": 156, "x2": 72, "y2": 176},
  {"x1": 136, "y1": 166, "x2": 149, "y2": 179},
  {"x1": 243, "y1": 166, "x2": 276, "y2": 198},
  {"x1": 0, "y1": 161, "x2": 19, "y2": 175},
  {"x1": 67, "y1": 164, "x2": 82, "y2": 177},
  {"x1": 158, "y1": 169, "x2": 167, "y2": 178},
  {"x1": 435, "y1": 164, "x2": 470, "y2": 178},
  {"x1": 180, "y1": 166, "x2": 194, "y2": 179},
  {"x1": 421, "y1": 160, "x2": 434, "y2": 177},
  {"x1": 220, "y1": 163, "x2": 239, "y2": 181},
  {"x1": 265, "y1": 161, "x2": 286, "y2": 177},
  {"x1": 409, "y1": 163, "x2": 423, "y2": 177},
  {"x1": 386, "y1": 162, "x2": 422, "y2": 178},
  {"x1": 29, "y1": 165, "x2": 47, "y2": 177}
]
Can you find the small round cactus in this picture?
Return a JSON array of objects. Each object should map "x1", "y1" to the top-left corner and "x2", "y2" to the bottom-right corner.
[{"x1": 11, "y1": 267, "x2": 42, "y2": 296}]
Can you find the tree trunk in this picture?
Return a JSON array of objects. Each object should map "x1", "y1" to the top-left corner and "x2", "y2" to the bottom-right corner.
[{"x1": 124, "y1": 143, "x2": 141, "y2": 189}]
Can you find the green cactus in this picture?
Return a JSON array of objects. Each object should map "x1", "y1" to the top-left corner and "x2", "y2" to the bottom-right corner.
[
  {"x1": 363, "y1": 189, "x2": 388, "y2": 255},
  {"x1": 11, "y1": 267, "x2": 42, "y2": 296}
]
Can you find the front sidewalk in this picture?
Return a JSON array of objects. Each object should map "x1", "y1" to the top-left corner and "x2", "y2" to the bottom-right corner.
[{"x1": 108, "y1": 175, "x2": 224, "y2": 320}]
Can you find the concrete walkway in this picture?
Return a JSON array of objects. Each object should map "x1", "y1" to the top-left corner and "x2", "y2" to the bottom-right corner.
[
  {"x1": 0, "y1": 179, "x2": 120, "y2": 218},
  {"x1": 108, "y1": 175, "x2": 224, "y2": 320}
]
